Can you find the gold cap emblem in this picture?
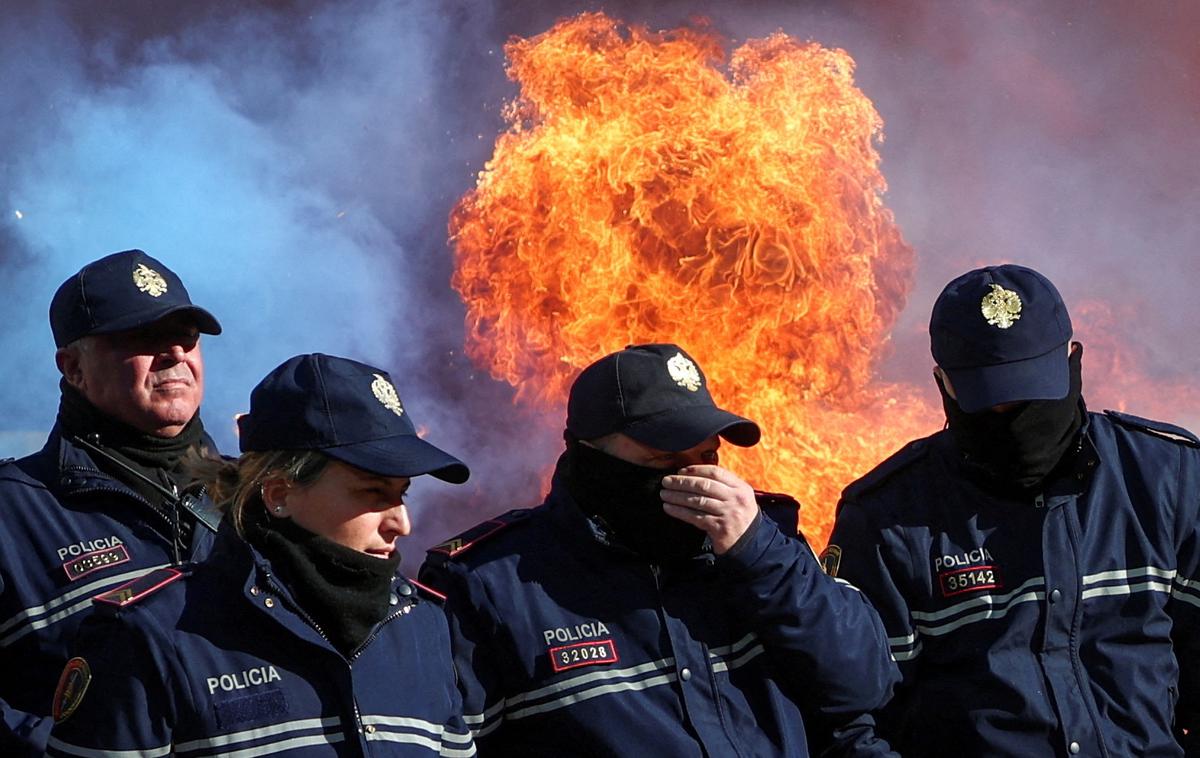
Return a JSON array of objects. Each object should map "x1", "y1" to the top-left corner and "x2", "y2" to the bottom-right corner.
[
  {"x1": 981, "y1": 283, "x2": 1022, "y2": 329},
  {"x1": 132, "y1": 263, "x2": 168, "y2": 297},
  {"x1": 666, "y1": 352, "x2": 702, "y2": 392},
  {"x1": 370, "y1": 374, "x2": 404, "y2": 417}
]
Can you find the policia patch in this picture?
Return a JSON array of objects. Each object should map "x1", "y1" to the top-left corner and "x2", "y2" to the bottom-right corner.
[{"x1": 52, "y1": 657, "x2": 92, "y2": 723}]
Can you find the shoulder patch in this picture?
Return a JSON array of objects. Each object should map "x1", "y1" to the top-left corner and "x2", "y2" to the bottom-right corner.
[
  {"x1": 427, "y1": 509, "x2": 532, "y2": 560},
  {"x1": 94, "y1": 567, "x2": 185, "y2": 609},
  {"x1": 842, "y1": 437, "x2": 932, "y2": 500},
  {"x1": 52, "y1": 657, "x2": 92, "y2": 723},
  {"x1": 755, "y1": 490, "x2": 801, "y2": 536},
  {"x1": 1104, "y1": 410, "x2": 1200, "y2": 447}
]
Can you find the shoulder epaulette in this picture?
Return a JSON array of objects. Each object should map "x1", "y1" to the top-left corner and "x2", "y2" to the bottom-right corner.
[
  {"x1": 1104, "y1": 410, "x2": 1200, "y2": 447},
  {"x1": 755, "y1": 490, "x2": 801, "y2": 536},
  {"x1": 408, "y1": 578, "x2": 446, "y2": 603},
  {"x1": 93, "y1": 567, "x2": 185, "y2": 609},
  {"x1": 842, "y1": 437, "x2": 932, "y2": 500},
  {"x1": 427, "y1": 509, "x2": 532, "y2": 560}
]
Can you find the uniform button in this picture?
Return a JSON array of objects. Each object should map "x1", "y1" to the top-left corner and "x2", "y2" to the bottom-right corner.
[
  {"x1": 249, "y1": 586, "x2": 260, "y2": 596},
  {"x1": 264, "y1": 598, "x2": 275, "y2": 608},
  {"x1": 680, "y1": 668, "x2": 692, "y2": 682},
  {"x1": 389, "y1": 594, "x2": 399, "y2": 606},
  {"x1": 397, "y1": 582, "x2": 413, "y2": 597},
  {"x1": 1069, "y1": 741, "x2": 1081, "y2": 754},
  {"x1": 364, "y1": 724, "x2": 377, "y2": 735},
  {"x1": 1050, "y1": 589, "x2": 1062, "y2": 603}
]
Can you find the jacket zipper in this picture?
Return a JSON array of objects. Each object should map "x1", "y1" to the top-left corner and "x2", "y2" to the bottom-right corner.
[
  {"x1": 261, "y1": 572, "x2": 407, "y2": 738},
  {"x1": 349, "y1": 603, "x2": 411, "y2": 662}
]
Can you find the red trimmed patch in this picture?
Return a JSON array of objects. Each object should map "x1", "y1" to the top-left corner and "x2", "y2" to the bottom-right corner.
[
  {"x1": 429, "y1": 520, "x2": 508, "y2": 557},
  {"x1": 549, "y1": 639, "x2": 619, "y2": 673},
  {"x1": 94, "y1": 567, "x2": 184, "y2": 608},
  {"x1": 62, "y1": 544, "x2": 130, "y2": 582},
  {"x1": 939, "y1": 564, "x2": 1003, "y2": 597}
]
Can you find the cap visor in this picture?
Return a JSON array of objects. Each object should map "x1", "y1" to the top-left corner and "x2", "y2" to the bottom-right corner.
[
  {"x1": 623, "y1": 405, "x2": 761, "y2": 452},
  {"x1": 323, "y1": 435, "x2": 470, "y2": 484},
  {"x1": 91, "y1": 304, "x2": 222, "y2": 337},
  {"x1": 946, "y1": 347, "x2": 1070, "y2": 413}
]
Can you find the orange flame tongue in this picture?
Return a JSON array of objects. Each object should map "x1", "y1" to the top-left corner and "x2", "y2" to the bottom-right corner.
[{"x1": 451, "y1": 12, "x2": 938, "y2": 541}]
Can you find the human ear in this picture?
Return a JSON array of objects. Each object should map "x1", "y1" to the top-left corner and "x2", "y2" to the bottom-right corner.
[
  {"x1": 260, "y1": 478, "x2": 292, "y2": 518},
  {"x1": 56, "y1": 346, "x2": 85, "y2": 390}
]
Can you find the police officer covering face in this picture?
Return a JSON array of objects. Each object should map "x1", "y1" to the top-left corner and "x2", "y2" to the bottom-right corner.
[
  {"x1": 0, "y1": 249, "x2": 223, "y2": 756},
  {"x1": 421, "y1": 343, "x2": 899, "y2": 756},
  {"x1": 47, "y1": 353, "x2": 476, "y2": 757},
  {"x1": 826, "y1": 264, "x2": 1200, "y2": 756}
]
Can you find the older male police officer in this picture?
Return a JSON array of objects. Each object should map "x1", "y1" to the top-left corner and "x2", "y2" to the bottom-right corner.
[
  {"x1": 0, "y1": 249, "x2": 223, "y2": 756},
  {"x1": 826, "y1": 264, "x2": 1200, "y2": 756},
  {"x1": 422, "y1": 343, "x2": 899, "y2": 756}
]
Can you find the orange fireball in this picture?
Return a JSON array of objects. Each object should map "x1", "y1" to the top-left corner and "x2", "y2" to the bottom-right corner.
[{"x1": 451, "y1": 12, "x2": 939, "y2": 542}]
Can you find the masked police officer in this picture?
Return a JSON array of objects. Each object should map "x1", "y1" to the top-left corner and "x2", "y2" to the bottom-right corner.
[
  {"x1": 825, "y1": 264, "x2": 1200, "y2": 756},
  {"x1": 0, "y1": 249, "x2": 223, "y2": 756},
  {"x1": 421, "y1": 343, "x2": 899, "y2": 756},
  {"x1": 46, "y1": 353, "x2": 475, "y2": 757}
]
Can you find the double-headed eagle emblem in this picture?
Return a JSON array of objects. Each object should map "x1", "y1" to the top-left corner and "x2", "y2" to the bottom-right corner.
[
  {"x1": 666, "y1": 352, "x2": 702, "y2": 392},
  {"x1": 980, "y1": 283, "x2": 1022, "y2": 329},
  {"x1": 370, "y1": 374, "x2": 405, "y2": 417},
  {"x1": 132, "y1": 263, "x2": 168, "y2": 297}
]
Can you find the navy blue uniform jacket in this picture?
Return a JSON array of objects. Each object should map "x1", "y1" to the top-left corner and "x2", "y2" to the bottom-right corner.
[
  {"x1": 827, "y1": 410, "x2": 1200, "y2": 757},
  {"x1": 0, "y1": 425, "x2": 218, "y2": 756},
  {"x1": 46, "y1": 520, "x2": 475, "y2": 757},
  {"x1": 420, "y1": 472, "x2": 899, "y2": 757}
]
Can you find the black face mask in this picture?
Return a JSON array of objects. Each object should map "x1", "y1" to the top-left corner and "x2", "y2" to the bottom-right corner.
[
  {"x1": 940, "y1": 346, "x2": 1084, "y2": 494},
  {"x1": 562, "y1": 440, "x2": 708, "y2": 563}
]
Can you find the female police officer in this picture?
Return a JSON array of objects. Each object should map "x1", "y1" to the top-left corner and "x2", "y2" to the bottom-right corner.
[{"x1": 45, "y1": 353, "x2": 476, "y2": 757}]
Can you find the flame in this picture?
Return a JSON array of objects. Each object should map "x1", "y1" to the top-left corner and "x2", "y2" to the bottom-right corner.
[{"x1": 451, "y1": 13, "x2": 939, "y2": 541}]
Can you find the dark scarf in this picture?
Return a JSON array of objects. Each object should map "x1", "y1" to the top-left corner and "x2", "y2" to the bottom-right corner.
[
  {"x1": 59, "y1": 381, "x2": 207, "y2": 536},
  {"x1": 561, "y1": 440, "x2": 708, "y2": 564},
  {"x1": 940, "y1": 347, "x2": 1085, "y2": 495},
  {"x1": 244, "y1": 506, "x2": 402, "y2": 657}
]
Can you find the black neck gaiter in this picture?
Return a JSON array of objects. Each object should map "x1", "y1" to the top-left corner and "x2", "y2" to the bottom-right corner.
[
  {"x1": 940, "y1": 347, "x2": 1085, "y2": 494},
  {"x1": 561, "y1": 441, "x2": 708, "y2": 563},
  {"x1": 59, "y1": 381, "x2": 207, "y2": 533},
  {"x1": 244, "y1": 506, "x2": 401, "y2": 657}
]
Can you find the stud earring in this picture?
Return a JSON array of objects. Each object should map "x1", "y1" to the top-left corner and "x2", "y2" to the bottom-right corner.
[{"x1": 273, "y1": 505, "x2": 284, "y2": 515}]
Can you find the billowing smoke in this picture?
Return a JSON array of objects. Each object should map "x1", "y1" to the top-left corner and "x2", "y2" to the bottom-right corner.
[{"x1": 1, "y1": 1, "x2": 1196, "y2": 567}]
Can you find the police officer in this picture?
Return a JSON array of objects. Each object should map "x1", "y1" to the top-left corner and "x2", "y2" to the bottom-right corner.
[
  {"x1": 0, "y1": 249, "x2": 223, "y2": 756},
  {"x1": 825, "y1": 264, "x2": 1200, "y2": 755},
  {"x1": 421, "y1": 343, "x2": 899, "y2": 756},
  {"x1": 47, "y1": 353, "x2": 476, "y2": 756}
]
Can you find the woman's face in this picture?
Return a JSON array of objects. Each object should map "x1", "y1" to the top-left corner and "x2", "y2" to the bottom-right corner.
[{"x1": 269, "y1": 460, "x2": 412, "y2": 557}]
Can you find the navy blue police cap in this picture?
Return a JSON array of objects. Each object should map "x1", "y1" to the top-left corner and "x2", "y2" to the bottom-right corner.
[
  {"x1": 930, "y1": 264, "x2": 1073, "y2": 413},
  {"x1": 50, "y1": 249, "x2": 222, "y2": 348},
  {"x1": 238, "y1": 353, "x2": 469, "y2": 484},
  {"x1": 567, "y1": 343, "x2": 760, "y2": 452}
]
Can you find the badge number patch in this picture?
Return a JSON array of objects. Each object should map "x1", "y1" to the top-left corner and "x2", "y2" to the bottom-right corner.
[
  {"x1": 52, "y1": 657, "x2": 92, "y2": 723},
  {"x1": 549, "y1": 639, "x2": 619, "y2": 673},
  {"x1": 62, "y1": 545, "x2": 131, "y2": 582},
  {"x1": 939, "y1": 565, "x2": 1003, "y2": 597}
]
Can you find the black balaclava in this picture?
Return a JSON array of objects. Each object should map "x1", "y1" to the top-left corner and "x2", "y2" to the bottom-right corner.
[
  {"x1": 244, "y1": 505, "x2": 402, "y2": 658},
  {"x1": 561, "y1": 438, "x2": 708, "y2": 563},
  {"x1": 939, "y1": 345, "x2": 1084, "y2": 494}
]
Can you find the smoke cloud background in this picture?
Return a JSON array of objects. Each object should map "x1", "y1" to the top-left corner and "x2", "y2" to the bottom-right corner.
[{"x1": 1, "y1": 0, "x2": 1196, "y2": 566}]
